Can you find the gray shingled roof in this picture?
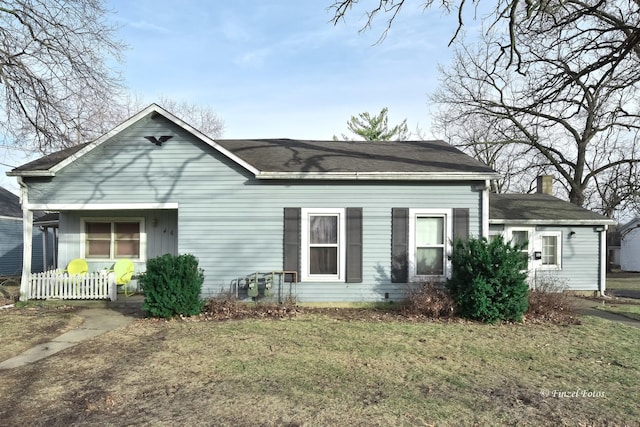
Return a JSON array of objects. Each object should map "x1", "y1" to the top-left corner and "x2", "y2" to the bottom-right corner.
[
  {"x1": 10, "y1": 138, "x2": 496, "y2": 176},
  {"x1": 490, "y1": 193, "x2": 615, "y2": 224},
  {"x1": 0, "y1": 186, "x2": 21, "y2": 218},
  {"x1": 10, "y1": 143, "x2": 89, "y2": 173},
  {"x1": 215, "y1": 139, "x2": 496, "y2": 174}
]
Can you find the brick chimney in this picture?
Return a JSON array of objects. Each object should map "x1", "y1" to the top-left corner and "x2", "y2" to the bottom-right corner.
[{"x1": 536, "y1": 175, "x2": 553, "y2": 195}]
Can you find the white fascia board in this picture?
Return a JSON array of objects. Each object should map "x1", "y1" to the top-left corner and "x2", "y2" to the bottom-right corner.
[
  {"x1": 489, "y1": 218, "x2": 617, "y2": 226},
  {"x1": 255, "y1": 171, "x2": 501, "y2": 181},
  {"x1": 6, "y1": 170, "x2": 55, "y2": 177},
  {"x1": 25, "y1": 202, "x2": 179, "y2": 211}
]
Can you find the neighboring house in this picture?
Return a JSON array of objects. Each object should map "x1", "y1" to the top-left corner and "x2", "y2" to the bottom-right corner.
[
  {"x1": 489, "y1": 176, "x2": 615, "y2": 293},
  {"x1": 6, "y1": 104, "x2": 613, "y2": 300},
  {"x1": 620, "y1": 217, "x2": 640, "y2": 272},
  {"x1": 0, "y1": 186, "x2": 53, "y2": 276},
  {"x1": 607, "y1": 225, "x2": 621, "y2": 271}
]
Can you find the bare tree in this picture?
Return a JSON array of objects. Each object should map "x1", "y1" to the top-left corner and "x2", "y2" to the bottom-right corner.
[
  {"x1": 328, "y1": 1, "x2": 640, "y2": 72},
  {"x1": 335, "y1": 107, "x2": 409, "y2": 141},
  {"x1": 431, "y1": 24, "x2": 640, "y2": 217},
  {"x1": 0, "y1": 0, "x2": 126, "y2": 152},
  {"x1": 156, "y1": 96, "x2": 224, "y2": 138},
  {"x1": 56, "y1": 93, "x2": 226, "y2": 146}
]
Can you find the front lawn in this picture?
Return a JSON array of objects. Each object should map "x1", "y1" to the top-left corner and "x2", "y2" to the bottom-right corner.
[
  {"x1": 597, "y1": 303, "x2": 640, "y2": 321},
  {"x1": 607, "y1": 272, "x2": 640, "y2": 291},
  {"x1": 0, "y1": 310, "x2": 638, "y2": 426}
]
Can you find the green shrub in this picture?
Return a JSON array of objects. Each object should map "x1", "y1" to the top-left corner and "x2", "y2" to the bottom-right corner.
[
  {"x1": 140, "y1": 253, "x2": 205, "y2": 318},
  {"x1": 446, "y1": 236, "x2": 529, "y2": 323}
]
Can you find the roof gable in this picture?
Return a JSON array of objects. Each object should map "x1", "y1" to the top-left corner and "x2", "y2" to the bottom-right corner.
[
  {"x1": 619, "y1": 217, "x2": 640, "y2": 233},
  {"x1": 8, "y1": 104, "x2": 498, "y2": 181}
]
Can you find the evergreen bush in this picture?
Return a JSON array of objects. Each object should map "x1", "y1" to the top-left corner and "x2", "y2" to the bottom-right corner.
[
  {"x1": 446, "y1": 236, "x2": 529, "y2": 323},
  {"x1": 140, "y1": 253, "x2": 205, "y2": 318}
]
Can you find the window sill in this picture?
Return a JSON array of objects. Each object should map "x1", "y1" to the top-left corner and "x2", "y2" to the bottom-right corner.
[{"x1": 410, "y1": 275, "x2": 447, "y2": 283}]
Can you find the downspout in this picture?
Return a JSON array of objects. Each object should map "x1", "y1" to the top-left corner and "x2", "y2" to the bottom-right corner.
[
  {"x1": 482, "y1": 180, "x2": 490, "y2": 238},
  {"x1": 18, "y1": 177, "x2": 33, "y2": 302},
  {"x1": 599, "y1": 225, "x2": 608, "y2": 297}
]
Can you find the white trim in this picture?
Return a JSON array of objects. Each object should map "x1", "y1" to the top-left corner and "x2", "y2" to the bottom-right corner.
[
  {"x1": 26, "y1": 202, "x2": 179, "y2": 211},
  {"x1": 0, "y1": 215, "x2": 22, "y2": 221},
  {"x1": 300, "y1": 208, "x2": 346, "y2": 282},
  {"x1": 80, "y1": 217, "x2": 147, "y2": 262},
  {"x1": 18, "y1": 177, "x2": 32, "y2": 302},
  {"x1": 599, "y1": 226, "x2": 608, "y2": 296},
  {"x1": 490, "y1": 219, "x2": 616, "y2": 225},
  {"x1": 482, "y1": 180, "x2": 490, "y2": 238},
  {"x1": 6, "y1": 170, "x2": 54, "y2": 177},
  {"x1": 537, "y1": 231, "x2": 562, "y2": 271},
  {"x1": 408, "y1": 208, "x2": 453, "y2": 282},
  {"x1": 256, "y1": 171, "x2": 501, "y2": 181}
]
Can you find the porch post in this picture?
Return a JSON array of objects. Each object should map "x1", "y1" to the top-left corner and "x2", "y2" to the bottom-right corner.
[{"x1": 18, "y1": 178, "x2": 32, "y2": 302}]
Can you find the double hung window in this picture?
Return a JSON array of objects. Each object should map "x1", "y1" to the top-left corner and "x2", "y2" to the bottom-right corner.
[
  {"x1": 301, "y1": 209, "x2": 345, "y2": 281},
  {"x1": 409, "y1": 209, "x2": 452, "y2": 280}
]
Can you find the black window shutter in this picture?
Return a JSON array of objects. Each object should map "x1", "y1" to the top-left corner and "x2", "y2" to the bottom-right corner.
[
  {"x1": 283, "y1": 208, "x2": 301, "y2": 282},
  {"x1": 345, "y1": 208, "x2": 363, "y2": 283},
  {"x1": 391, "y1": 208, "x2": 409, "y2": 283},
  {"x1": 453, "y1": 208, "x2": 470, "y2": 241}
]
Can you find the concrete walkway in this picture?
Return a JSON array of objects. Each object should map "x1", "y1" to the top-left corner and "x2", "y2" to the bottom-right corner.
[
  {"x1": 571, "y1": 297, "x2": 640, "y2": 329},
  {"x1": 0, "y1": 306, "x2": 138, "y2": 370}
]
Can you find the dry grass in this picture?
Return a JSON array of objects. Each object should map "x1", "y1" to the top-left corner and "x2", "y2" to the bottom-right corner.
[
  {"x1": 0, "y1": 306, "x2": 84, "y2": 360},
  {"x1": 597, "y1": 303, "x2": 640, "y2": 321},
  {"x1": 607, "y1": 272, "x2": 640, "y2": 291},
  {"x1": 0, "y1": 307, "x2": 638, "y2": 426}
]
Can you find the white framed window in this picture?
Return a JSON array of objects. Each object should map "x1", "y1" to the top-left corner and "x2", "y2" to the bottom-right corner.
[
  {"x1": 301, "y1": 208, "x2": 346, "y2": 282},
  {"x1": 81, "y1": 218, "x2": 146, "y2": 261},
  {"x1": 539, "y1": 231, "x2": 562, "y2": 270},
  {"x1": 408, "y1": 209, "x2": 452, "y2": 281},
  {"x1": 508, "y1": 227, "x2": 533, "y2": 271}
]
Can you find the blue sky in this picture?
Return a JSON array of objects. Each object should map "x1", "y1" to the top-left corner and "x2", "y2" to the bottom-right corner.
[{"x1": 1, "y1": 0, "x2": 474, "y2": 193}]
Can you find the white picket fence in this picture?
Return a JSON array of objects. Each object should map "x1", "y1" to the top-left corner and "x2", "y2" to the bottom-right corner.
[{"x1": 26, "y1": 270, "x2": 117, "y2": 301}]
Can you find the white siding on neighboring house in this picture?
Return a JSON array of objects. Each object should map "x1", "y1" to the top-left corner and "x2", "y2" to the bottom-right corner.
[{"x1": 621, "y1": 226, "x2": 640, "y2": 272}]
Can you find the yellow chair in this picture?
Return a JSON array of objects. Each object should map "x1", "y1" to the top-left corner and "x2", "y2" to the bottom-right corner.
[
  {"x1": 113, "y1": 259, "x2": 135, "y2": 296},
  {"x1": 67, "y1": 258, "x2": 89, "y2": 275},
  {"x1": 65, "y1": 258, "x2": 88, "y2": 296}
]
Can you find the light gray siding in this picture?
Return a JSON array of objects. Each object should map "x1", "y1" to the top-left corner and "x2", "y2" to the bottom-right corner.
[
  {"x1": 532, "y1": 225, "x2": 601, "y2": 292},
  {"x1": 25, "y1": 116, "x2": 484, "y2": 301},
  {"x1": 491, "y1": 223, "x2": 602, "y2": 292}
]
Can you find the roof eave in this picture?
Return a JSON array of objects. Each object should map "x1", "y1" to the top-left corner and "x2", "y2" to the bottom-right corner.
[
  {"x1": 255, "y1": 171, "x2": 500, "y2": 181},
  {"x1": 490, "y1": 218, "x2": 617, "y2": 226}
]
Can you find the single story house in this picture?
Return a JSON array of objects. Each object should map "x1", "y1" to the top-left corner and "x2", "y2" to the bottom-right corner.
[
  {"x1": 0, "y1": 186, "x2": 53, "y2": 276},
  {"x1": 7, "y1": 104, "x2": 614, "y2": 301},
  {"x1": 620, "y1": 217, "x2": 640, "y2": 272}
]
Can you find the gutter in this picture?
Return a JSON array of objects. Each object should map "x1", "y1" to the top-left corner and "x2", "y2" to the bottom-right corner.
[{"x1": 255, "y1": 171, "x2": 501, "y2": 181}]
